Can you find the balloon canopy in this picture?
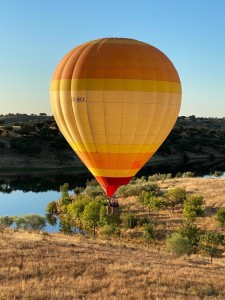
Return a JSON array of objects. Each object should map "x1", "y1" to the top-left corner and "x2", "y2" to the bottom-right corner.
[{"x1": 50, "y1": 38, "x2": 182, "y2": 197}]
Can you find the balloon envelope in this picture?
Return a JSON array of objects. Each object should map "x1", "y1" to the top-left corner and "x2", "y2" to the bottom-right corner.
[{"x1": 50, "y1": 38, "x2": 182, "y2": 196}]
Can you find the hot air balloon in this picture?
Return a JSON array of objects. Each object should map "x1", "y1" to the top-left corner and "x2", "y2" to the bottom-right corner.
[{"x1": 50, "y1": 38, "x2": 181, "y2": 197}]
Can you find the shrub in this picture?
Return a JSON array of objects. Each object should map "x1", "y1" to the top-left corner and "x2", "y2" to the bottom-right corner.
[
  {"x1": 183, "y1": 172, "x2": 195, "y2": 178},
  {"x1": 0, "y1": 216, "x2": 14, "y2": 229},
  {"x1": 166, "y1": 233, "x2": 191, "y2": 256},
  {"x1": 214, "y1": 207, "x2": 225, "y2": 230},
  {"x1": 142, "y1": 223, "x2": 156, "y2": 247},
  {"x1": 214, "y1": 171, "x2": 223, "y2": 177},
  {"x1": 102, "y1": 224, "x2": 119, "y2": 237},
  {"x1": 84, "y1": 185, "x2": 105, "y2": 197},
  {"x1": 121, "y1": 212, "x2": 138, "y2": 229},
  {"x1": 138, "y1": 216, "x2": 150, "y2": 226},
  {"x1": 117, "y1": 180, "x2": 159, "y2": 197}
]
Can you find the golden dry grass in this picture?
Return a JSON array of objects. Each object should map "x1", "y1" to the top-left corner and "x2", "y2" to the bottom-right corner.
[{"x1": 0, "y1": 178, "x2": 225, "y2": 299}]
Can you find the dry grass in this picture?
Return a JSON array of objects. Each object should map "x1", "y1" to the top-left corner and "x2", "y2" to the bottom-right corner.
[{"x1": 0, "y1": 178, "x2": 225, "y2": 299}]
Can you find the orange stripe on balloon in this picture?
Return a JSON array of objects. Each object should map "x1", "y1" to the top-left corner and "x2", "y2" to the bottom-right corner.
[
  {"x1": 76, "y1": 152, "x2": 154, "y2": 169},
  {"x1": 52, "y1": 39, "x2": 180, "y2": 83}
]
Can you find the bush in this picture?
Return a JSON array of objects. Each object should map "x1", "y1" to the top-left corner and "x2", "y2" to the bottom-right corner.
[
  {"x1": 121, "y1": 212, "x2": 138, "y2": 229},
  {"x1": 138, "y1": 216, "x2": 150, "y2": 226},
  {"x1": 166, "y1": 233, "x2": 191, "y2": 256},
  {"x1": 214, "y1": 207, "x2": 225, "y2": 230},
  {"x1": 117, "y1": 180, "x2": 159, "y2": 197},
  {"x1": 142, "y1": 223, "x2": 155, "y2": 247},
  {"x1": 10, "y1": 137, "x2": 41, "y2": 156},
  {"x1": 0, "y1": 216, "x2": 14, "y2": 229},
  {"x1": 102, "y1": 224, "x2": 119, "y2": 237},
  {"x1": 84, "y1": 185, "x2": 105, "y2": 197}
]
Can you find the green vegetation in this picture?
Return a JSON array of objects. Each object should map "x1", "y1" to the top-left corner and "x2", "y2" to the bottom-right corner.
[
  {"x1": 165, "y1": 187, "x2": 186, "y2": 212},
  {"x1": 0, "y1": 214, "x2": 46, "y2": 231},
  {"x1": 198, "y1": 232, "x2": 224, "y2": 263},
  {"x1": 215, "y1": 207, "x2": 225, "y2": 230},
  {"x1": 166, "y1": 233, "x2": 191, "y2": 256},
  {"x1": 183, "y1": 194, "x2": 204, "y2": 222},
  {"x1": 43, "y1": 175, "x2": 225, "y2": 263},
  {"x1": 142, "y1": 223, "x2": 156, "y2": 247}
]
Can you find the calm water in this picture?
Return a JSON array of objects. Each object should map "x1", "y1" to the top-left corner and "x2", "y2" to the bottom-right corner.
[{"x1": 0, "y1": 190, "x2": 61, "y2": 231}]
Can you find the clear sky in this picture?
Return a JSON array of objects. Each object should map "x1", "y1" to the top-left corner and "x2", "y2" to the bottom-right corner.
[{"x1": 0, "y1": 0, "x2": 225, "y2": 117}]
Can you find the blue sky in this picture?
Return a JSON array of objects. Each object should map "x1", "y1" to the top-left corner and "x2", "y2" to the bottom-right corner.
[{"x1": 0, "y1": 0, "x2": 225, "y2": 117}]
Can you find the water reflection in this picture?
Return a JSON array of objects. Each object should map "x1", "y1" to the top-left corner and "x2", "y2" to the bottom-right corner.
[
  {"x1": 0, "y1": 172, "x2": 91, "y2": 193},
  {"x1": 0, "y1": 190, "x2": 61, "y2": 231},
  {"x1": 1, "y1": 159, "x2": 225, "y2": 193}
]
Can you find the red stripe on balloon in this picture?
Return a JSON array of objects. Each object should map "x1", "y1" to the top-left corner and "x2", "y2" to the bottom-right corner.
[{"x1": 95, "y1": 176, "x2": 133, "y2": 197}]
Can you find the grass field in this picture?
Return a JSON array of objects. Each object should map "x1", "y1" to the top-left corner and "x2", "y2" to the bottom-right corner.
[{"x1": 0, "y1": 178, "x2": 225, "y2": 299}]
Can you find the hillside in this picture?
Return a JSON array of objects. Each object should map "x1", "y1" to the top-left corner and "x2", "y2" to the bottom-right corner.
[
  {"x1": 0, "y1": 178, "x2": 225, "y2": 299},
  {"x1": 0, "y1": 115, "x2": 225, "y2": 175}
]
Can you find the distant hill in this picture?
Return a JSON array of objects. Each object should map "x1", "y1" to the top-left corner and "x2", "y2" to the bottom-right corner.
[
  {"x1": 0, "y1": 113, "x2": 54, "y2": 125},
  {"x1": 0, "y1": 114, "x2": 225, "y2": 174}
]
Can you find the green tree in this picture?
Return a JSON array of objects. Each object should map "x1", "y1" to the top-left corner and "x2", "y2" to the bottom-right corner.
[
  {"x1": 59, "y1": 220, "x2": 73, "y2": 234},
  {"x1": 67, "y1": 195, "x2": 90, "y2": 229},
  {"x1": 198, "y1": 232, "x2": 224, "y2": 263},
  {"x1": 14, "y1": 215, "x2": 27, "y2": 229},
  {"x1": 10, "y1": 137, "x2": 41, "y2": 156},
  {"x1": 214, "y1": 207, "x2": 225, "y2": 230},
  {"x1": 138, "y1": 191, "x2": 157, "y2": 214},
  {"x1": 183, "y1": 195, "x2": 204, "y2": 222},
  {"x1": 165, "y1": 187, "x2": 186, "y2": 212},
  {"x1": 45, "y1": 201, "x2": 58, "y2": 226},
  {"x1": 59, "y1": 183, "x2": 72, "y2": 206},
  {"x1": 142, "y1": 223, "x2": 155, "y2": 247},
  {"x1": 25, "y1": 214, "x2": 46, "y2": 231},
  {"x1": 81, "y1": 200, "x2": 102, "y2": 235},
  {"x1": 14, "y1": 215, "x2": 46, "y2": 231},
  {"x1": 178, "y1": 222, "x2": 201, "y2": 249},
  {"x1": 166, "y1": 233, "x2": 191, "y2": 256},
  {"x1": 148, "y1": 196, "x2": 166, "y2": 214}
]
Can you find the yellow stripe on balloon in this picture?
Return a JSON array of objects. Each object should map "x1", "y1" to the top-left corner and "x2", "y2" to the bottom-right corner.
[
  {"x1": 50, "y1": 79, "x2": 181, "y2": 94},
  {"x1": 69, "y1": 143, "x2": 161, "y2": 153},
  {"x1": 89, "y1": 168, "x2": 138, "y2": 177}
]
